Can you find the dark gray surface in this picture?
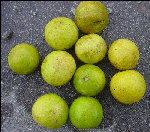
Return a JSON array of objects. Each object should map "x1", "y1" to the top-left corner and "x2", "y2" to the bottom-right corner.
[{"x1": 1, "y1": 1, "x2": 150, "y2": 132}]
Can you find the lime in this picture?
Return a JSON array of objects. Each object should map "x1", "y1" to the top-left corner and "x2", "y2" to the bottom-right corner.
[
  {"x1": 32, "y1": 93, "x2": 69, "y2": 129},
  {"x1": 69, "y1": 96, "x2": 103, "y2": 129},
  {"x1": 8, "y1": 43, "x2": 39, "y2": 75},
  {"x1": 45, "y1": 17, "x2": 79, "y2": 50},
  {"x1": 75, "y1": 34, "x2": 107, "y2": 64},
  {"x1": 73, "y1": 64, "x2": 106, "y2": 96},
  {"x1": 110, "y1": 70, "x2": 146, "y2": 104},
  {"x1": 41, "y1": 51, "x2": 76, "y2": 86},
  {"x1": 108, "y1": 39, "x2": 139, "y2": 70},
  {"x1": 75, "y1": 1, "x2": 108, "y2": 33}
]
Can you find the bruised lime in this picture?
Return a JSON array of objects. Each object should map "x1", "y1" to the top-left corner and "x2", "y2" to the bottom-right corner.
[{"x1": 75, "y1": 1, "x2": 108, "y2": 33}]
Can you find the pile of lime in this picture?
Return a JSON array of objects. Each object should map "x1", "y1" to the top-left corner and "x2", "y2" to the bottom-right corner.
[{"x1": 8, "y1": 1, "x2": 146, "y2": 130}]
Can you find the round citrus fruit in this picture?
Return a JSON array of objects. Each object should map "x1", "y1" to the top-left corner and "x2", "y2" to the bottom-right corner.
[
  {"x1": 110, "y1": 70, "x2": 146, "y2": 104},
  {"x1": 69, "y1": 96, "x2": 103, "y2": 129},
  {"x1": 8, "y1": 43, "x2": 40, "y2": 75},
  {"x1": 75, "y1": 1, "x2": 108, "y2": 33},
  {"x1": 45, "y1": 17, "x2": 79, "y2": 50},
  {"x1": 75, "y1": 34, "x2": 107, "y2": 64},
  {"x1": 32, "y1": 93, "x2": 69, "y2": 129},
  {"x1": 108, "y1": 39, "x2": 139, "y2": 70},
  {"x1": 73, "y1": 64, "x2": 106, "y2": 96},
  {"x1": 41, "y1": 51, "x2": 76, "y2": 86}
]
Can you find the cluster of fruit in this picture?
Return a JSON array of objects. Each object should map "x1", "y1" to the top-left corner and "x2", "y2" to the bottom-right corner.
[{"x1": 8, "y1": 1, "x2": 146, "y2": 130}]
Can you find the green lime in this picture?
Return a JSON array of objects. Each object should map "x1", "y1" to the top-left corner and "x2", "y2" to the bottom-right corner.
[
  {"x1": 8, "y1": 43, "x2": 39, "y2": 75},
  {"x1": 69, "y1": 96, "x2": 103, "y2": 129},
  {"x1": 73, "y1": 64, "x2": 106, "y2": 96},
  {"x1": 32, "y1": 93, "x2": 69, "y2": 129}
]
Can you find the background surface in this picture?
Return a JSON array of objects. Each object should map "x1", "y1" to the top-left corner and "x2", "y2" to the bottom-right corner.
[{"x1": 1, "y1": 1, "x2": 150, "y2": 132}]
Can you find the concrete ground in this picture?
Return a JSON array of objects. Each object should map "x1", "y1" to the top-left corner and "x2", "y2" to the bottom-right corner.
[{"x1": 1, "y1": 1, "x2": 150, "y2": 132}]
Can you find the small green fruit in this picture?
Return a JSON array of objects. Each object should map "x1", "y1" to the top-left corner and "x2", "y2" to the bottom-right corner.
[
  {"x1": 8, "y1": 43, "x2": 40, "y2": 75},
  {"x1": 41, "y1": 51, "x2": 76, "y2": 86},
  {"x1": 108, "y1": 39, "x2": 139, "y2": 70},
  {"x1": 75, "y1": 1, "x2": 108, "y2": 33},
  {"x1": 45, "y1": 17, "x2": 79, "y2": 50},
  {"x1": 110, "y1": 70, "x2": 146, "y2": 104},
  {"x1": 75, "y1": 34, "x2": 107, "y2": 64},
  {"x1": 73, "y1": 64, "x2": 106, "y2": 96},
  {"x1": 69, "y1": 96, "x2": 103, "y2": 129},
  {"x1": 32, "y1": 93, "x2": 69, "y2": 129}
]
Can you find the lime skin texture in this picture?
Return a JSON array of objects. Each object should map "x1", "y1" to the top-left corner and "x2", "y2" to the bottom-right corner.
[
  {"x1": 108, "y1": 39, "x2": 139, "y2": 70},
  {"x1": 73, "y1": 64, "x2": 106, "y2": 96},
  {"x1": 41, "y1": 51, "x2": 76, "y2": 86},
  {"x1": 75, "y1": 1, "x2": 108, "y2": 33},
  {"x1": 110, "y1": 70, "x2": 146, "y2": 104},
  {"x1": 32, "y1": 93, "x2": 69, "y2": 129},
  {"x1": 69, "y1": 96, "x2": 103, "y2": 129},
  {"x1": 8, "y1": 43, "x2": 40, "y2": 75},
  {"x1": 45, "y1": 17, "x2": 79, "y2": 50}
]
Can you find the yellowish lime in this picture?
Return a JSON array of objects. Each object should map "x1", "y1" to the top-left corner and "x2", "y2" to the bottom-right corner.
[
  {"x1": 45, "y1": 17, "x2": 79, "y2": 50},
  {"x1": 110, "y1": 70, "x2": 146, "y2": 104},
  {"x1": 75, "y1": 34, "x2": 107, "y2": 64},
  {"x1": 41, "y1": 51, "x2": 76, "y2": 86},
  {"x1": 108, "y1": 39, "x2": 139, "y2": 70}
]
